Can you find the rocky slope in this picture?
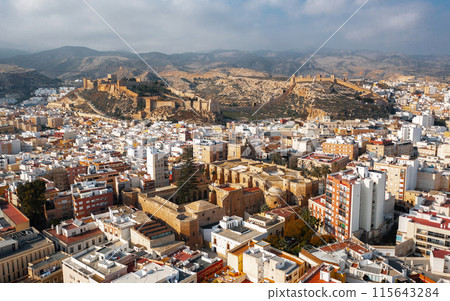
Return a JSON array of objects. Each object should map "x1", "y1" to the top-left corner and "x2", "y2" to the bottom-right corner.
[
  {"x1": 162, "y1": 68, "x2": 393, "y2": 120},
  {"x1": 0, "y1": 65, "x2": 60, "y2": 100}
]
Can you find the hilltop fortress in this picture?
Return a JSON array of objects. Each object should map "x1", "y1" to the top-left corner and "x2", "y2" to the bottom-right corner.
[{"x1": 83, "y1": 74, "x2": 220, "y2": 117}]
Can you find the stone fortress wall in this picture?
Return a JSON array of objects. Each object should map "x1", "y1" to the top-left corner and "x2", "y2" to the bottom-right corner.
[
  {"x1": 83, "y1": 74, "x2": 220, "y2": 115},
  {"x1": 291, "y1": 74, "x2": 372, "y2": 94}
]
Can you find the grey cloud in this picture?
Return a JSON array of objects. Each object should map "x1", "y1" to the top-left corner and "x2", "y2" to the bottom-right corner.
[{"x1": 0, "y1": 0, "x2": 447, "y2": 54}]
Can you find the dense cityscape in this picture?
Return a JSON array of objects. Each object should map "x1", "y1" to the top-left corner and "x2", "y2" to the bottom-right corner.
[
  {"x1": 0, "y1": 73, "x2": 449, "y2": 285},
  {"x1": 0, "y1": 2, "x2": 449, "y2": 300}
]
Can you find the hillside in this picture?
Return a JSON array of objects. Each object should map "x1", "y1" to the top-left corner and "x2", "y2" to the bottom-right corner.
[
  {"x1": 0, "y1": 65, "x2": 60, "y2": 100},
  {"x1": 253, "y1": 81, "x2": 393, "y2": 120},
  {"x1": 160, "y1": 68, "x2": 393, "y2": 121},
  {"x1": 74, "y1": 79, "x2": 219, "y2": 123}
]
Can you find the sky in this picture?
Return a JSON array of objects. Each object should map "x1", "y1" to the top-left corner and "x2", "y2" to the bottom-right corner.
[{"x1": 0, "y1": 0, "x2": 449, "y2": 55}]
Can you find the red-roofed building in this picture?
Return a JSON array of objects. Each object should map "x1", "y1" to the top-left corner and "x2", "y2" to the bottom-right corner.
[
  {"x1": 267, "y1": 205, "x2": 301, "y2": 223},
  {"x1": 397, "y1": 209, "x2": 450, "y2": 256},
  {"x1": 430, "y1": 248, "x2": 450, "y2": 274},
  {"x1": 309, "y1": 167, "x2": 387, "y2": 241},
  {"x1": 168, "y1": 247, "x2": 223, "y2": 283},
  {"x1": 299, "y1": 263, "x2": 345, "y2": 283},
  {"x1": 0, "y1": 202, "x2": 30, "y2": 235},
  {"x1": 71, "y1": 181, "x2": 114, "y2": 217},
  {"x1": 43, "y1": 218, "x2": 106, "y2": 254}
]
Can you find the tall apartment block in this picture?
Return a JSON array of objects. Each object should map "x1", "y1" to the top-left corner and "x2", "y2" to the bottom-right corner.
[
  {"x1": 309, "y1": 166, "x2": 386, "y2": 241},
  {"x1": 146, "y1": 147, "x2": 169, "y2": 188},
  {"x1": 373, "y1": 156, "x2": 418, "y2": 202}
]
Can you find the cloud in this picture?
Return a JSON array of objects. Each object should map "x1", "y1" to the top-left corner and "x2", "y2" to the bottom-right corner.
[
  {"x1": 339, "y1": 1, "x2": 428, "y2": 52},
  {"x1": 302, "y1": 0, "x2": 350, "y2": 15},
  {"x1": 0, "y1": 0, "x2": 447, "y2": 54}
]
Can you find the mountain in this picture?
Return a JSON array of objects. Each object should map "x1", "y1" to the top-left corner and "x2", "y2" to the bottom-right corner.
[
  {"x1": 0, "y1": 46, "x2": 136, "y2": 79},
  {"x1": 0, "y1": 48, "x2": 29, "y2": 59},
  {"x1": 1, "y1": 46, "x2": 449, "y2": 81},
  {"x1": 1, "y1": 46, "x2": 448, "y2": 117}
]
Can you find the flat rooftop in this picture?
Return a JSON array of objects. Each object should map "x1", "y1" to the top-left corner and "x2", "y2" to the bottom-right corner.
[
  {"x1": 214, "y1": 226, "x2": 263, "y2": 243},
  {"x1": 0, "y1": 228, "x2": 52, "y2": 260},
  {"x1": 112, "y1": 262, "x2": 183, "y2": 283},
  {"x1": 30, "y1": 251, "x2": 69, "y2": 271},
  {"x1": 65, "y1": 246, "x2": 128, "y2": 279}
]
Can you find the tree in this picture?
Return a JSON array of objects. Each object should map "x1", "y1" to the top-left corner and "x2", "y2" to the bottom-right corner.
[
  {"x1": 288, "y1": 160, "x2": 299, "y2": 170},
  {"x1": 319, "y1": 165, "x2": 332, "y2": 179},
  {"x1": 265, "y1": 235, "x2": 281, "y2": 248},
  {"x1": 310, "y1": 235, "x2": 323, "y2": 247},
  {"x1": 284, "y1": 219, "x2": 307, "y2": 241},
  {"x1": 310, "y1": 234, "x2": 336, "y2": 247},
  {"x1": 175, "y1": 147, "x2": 199, "y2": 204},
  {"x1": 16, "y1": 179, "x2": 47, "y2": 230},
  {"x1": 300, "y1": 207, "x2": 321, "y2": 230},
  {"x1": 322, "y1": 234, "x2": 335, "y2": 243}
]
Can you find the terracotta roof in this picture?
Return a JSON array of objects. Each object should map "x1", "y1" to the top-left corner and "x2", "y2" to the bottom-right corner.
[
  {"x1": 222, "y1": 187, "x2": 236, "y2": 191},
  {"x1": 174, "y1": 252, "x2": 193, "y2": 262},
  {"x1": 63, "y1": 224, "x2": 77, "y2": 230},
  {"x1": 410, "y1": 216, "x2": 450, "y2": 229},
  {"x1": 46, "y1": 228, "x2": 103, "y2": 245},
  {"x1": 319, "y1": 242, "x2": 350, "y2": 253},
  {"x1": 432, "y1": 249, "x2": 450, "y2": 259},
  {"x1": 300, "y1": 265, "x2": 335, "y2": 283},
  {"x1": 0, "y1": 202, "x2": 29, "y2": 225},
  {"x1": 243, "y1": 187, "x2": 260, "y2": 193},
  {"x1": 348, "y1": 244, "x2": 370, "y2": 255},
  {"x1": 269, "y1": 208, "x2": 296, "y2": 218}
]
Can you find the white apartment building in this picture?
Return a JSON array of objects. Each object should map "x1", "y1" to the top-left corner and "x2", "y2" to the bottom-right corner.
[
  {"x1": 62, "y1": 245, "x2": 129, "y2": 283},
  {"x1": 374, "y1": 156, "x2": 418, "y2": 202},
  {"x1": 242, "y1": 242, "x2": 302, "y2": 283},
  {"x1": 397, "y1": 208, "x2": 450, "y2": 256},
  {"x1": 412, "y1": 113, "x2": 434, "y2": 128},
  {"x1": 112, "y1": 262, "x2": 196, "y2": 283},
  {"x1": 430, "y1": 249, "x2": 450, "y2": 275},
  {"x1": 146, "y1": 146, "x2": 169, "y2": 187},
  {"x1": 398, "y1": 123, "x2": 422, "y2": 142},
  {"x1": 211, "y1": 216, "x2": 265, "y2": 256},
  {"x1": 310, "y1": 166, "x2": 389, "y2": 241}
]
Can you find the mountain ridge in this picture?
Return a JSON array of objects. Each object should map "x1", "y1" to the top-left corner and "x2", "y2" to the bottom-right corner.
[{"x1": 1, "y1": 46, "x2": 448, "y2": 81}]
